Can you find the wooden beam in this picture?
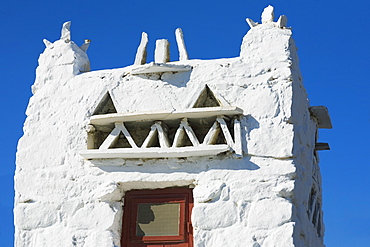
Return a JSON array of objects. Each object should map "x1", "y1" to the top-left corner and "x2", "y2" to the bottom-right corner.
[{"x1": 315, "y1": 143, "x2": 330, "y2": 151}]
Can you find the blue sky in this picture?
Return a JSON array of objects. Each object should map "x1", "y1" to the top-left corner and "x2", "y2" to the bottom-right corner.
[{"x1": 1, "y1": 0, "x2": 369, "y2": 246}]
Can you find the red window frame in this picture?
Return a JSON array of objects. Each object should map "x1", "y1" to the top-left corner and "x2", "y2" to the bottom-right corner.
[{"x1": 121, "y1": 188, "x2": 193, "y2": 247}]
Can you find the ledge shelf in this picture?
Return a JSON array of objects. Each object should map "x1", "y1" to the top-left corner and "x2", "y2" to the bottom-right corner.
[
  {"x1": 131, "y1": 62, "x2": 192, "y2": 75},
  {"x1": 80, "y1": 145, "x2": 230, "y2": 159},
  {"x1": 89, "y1": 106, "x2": 243, "y2": 125}
]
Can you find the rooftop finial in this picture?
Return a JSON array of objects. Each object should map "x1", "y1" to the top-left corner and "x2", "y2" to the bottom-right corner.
[
  {"x1": 261, "y1": 5, "x2": 274, "y2": 23},
  {"x1": 246, "y1": 18, "x2": 258, "y2": 28},
  {"x1": 246, "y1": 6, "x2": 288, "y2": 28},
  {"x1": 43, "y1": 39, "x2": 53, "y2": 48},
  {"x1": 175, "y1": 28, "x2": 189, "y2": 61},
  {"x1": 277, "y1": 15, "x2": 288, "y2": 28},
  {"x1": 154, "y1": 39, "x2": 170, "y2": 63},
  {"x1": 134, "y1": 32, "x2": 149, "y2": 65},
  {"x1": 61, "y1": 21, "x2": 71, "y2": 42}
]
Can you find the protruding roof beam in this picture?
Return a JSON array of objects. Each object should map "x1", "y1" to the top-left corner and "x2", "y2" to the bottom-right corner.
[
  {"x1": 315, "y1": 143, "x2": 330, "y2": 151},
  {"x1": 309, "y1": 106, "x2": 333, "y2": 129}
]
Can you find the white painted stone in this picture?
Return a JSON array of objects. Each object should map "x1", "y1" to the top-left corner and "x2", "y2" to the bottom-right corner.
[
  {"x1": 131, "y1": 62, "x2": 191, "y2": 74},
  {"x1": 96, "y1": 182, "x2": 122, "y2": 202},
  {"x1": 261, "y1": 5, "x2": 274, "y2": 23},
  {"x1": 32, "y1": 22, "x2": 90, "y2": 94},
  {"x1": 193, "y1": 180, "x2": 225, "y2": 203},
  {"x1": 42, "y1": 39, "x2": 52, "y2": 48},
  {"x1": 246, "y1": 18, "x2": 258, "y2": 28},
  {"x1": 154, "y1": 39, "x2": 170, "y2": 63},
  {"x1": 248, "y1": 198, "x2": 292, "y2": 229},
  {"x1": 14, "y1": 202, "x2": 58, "y2": 230},
  {"x1": 68, "y1": 201, "x2": 119, "y2": 230},
  {"x1": 89, "y1": 106, "x2": 242, "y2": 125},
  {"x1": 263, "y1": 222, "x2": 295, "y2": 247},
  {"x1": 60, "y1": 21, "x2": 71, "y2": 41},
  {"x1": 192, "y1": 200, "x2": 238, "y2": 230},
  {"x1": 175, "y1": 28, "x2": 189, "y2": 60},
  {"x1": 134, "y1": 32, "x2": 148, "y2": 65},
  {"x1": 277, "y1": 15, "x2": 288, "y2": 28}
]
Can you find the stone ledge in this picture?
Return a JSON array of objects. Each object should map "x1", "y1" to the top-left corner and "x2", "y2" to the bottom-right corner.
[{"x1": 80, "y1": 144, "x2": 230, "y2": 160}]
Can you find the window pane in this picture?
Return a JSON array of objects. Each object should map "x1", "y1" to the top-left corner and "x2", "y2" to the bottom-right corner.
[{"x1": 136, "y1": 203, "x2": 180, "y2": 236}]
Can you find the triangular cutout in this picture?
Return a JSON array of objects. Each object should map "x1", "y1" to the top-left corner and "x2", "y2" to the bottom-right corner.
[
  {"x1": 93, "y1": 92, "x2": 117, "y2": 115},
  {"x1": 193, "y1": 85, "x2": 221, "y2": 108}
]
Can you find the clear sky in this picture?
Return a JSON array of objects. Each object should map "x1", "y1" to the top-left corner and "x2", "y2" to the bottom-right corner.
[{"x1": 1, "y1": 0, "x2": 369, "y2": 246}]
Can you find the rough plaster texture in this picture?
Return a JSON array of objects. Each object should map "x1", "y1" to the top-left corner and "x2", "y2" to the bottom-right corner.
[{"x1": 15, "y1": 6, "x2": 326, "y2": 247}]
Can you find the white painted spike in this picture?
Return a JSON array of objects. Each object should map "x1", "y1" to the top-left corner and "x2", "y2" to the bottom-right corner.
[
  {"x1": 175, "y1": 28, "x2": 189, "y2": 61},
  {"x1": 134, "y1": 32, "x2": 148, "y2": 65},
  {"x1": 43, "y1": 39, "x2": 53, "y2": 48},
  {"x1": 261, "y1": 5, "x2": 274, "y2": 23},
  {"x1": 246, "y1": 18, "x2": 258, "y2": 28},
  {"x1": 60, "y1": 21, "x2": 71, "y2": 41},
  {"x1": 277, "y1": 15, "x2": 288, "y2": 28}
]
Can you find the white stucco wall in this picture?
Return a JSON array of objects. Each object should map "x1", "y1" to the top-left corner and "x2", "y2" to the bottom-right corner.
[{"x1": 15, "y1": 7, "x2": 325, "y2": 247}]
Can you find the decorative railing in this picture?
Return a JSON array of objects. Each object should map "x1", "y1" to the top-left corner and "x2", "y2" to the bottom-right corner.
[{"x1": 80, "y1": 106, "x2": 243, "y2": 159}]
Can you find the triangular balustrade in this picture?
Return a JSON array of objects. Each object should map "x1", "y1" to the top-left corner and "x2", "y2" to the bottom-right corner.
[{"x1": 81, "y1": 107, "x2": 243, "y2": 159}]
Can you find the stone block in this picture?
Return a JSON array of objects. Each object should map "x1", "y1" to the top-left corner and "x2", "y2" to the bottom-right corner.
[{"x1": 247, "y1": 198, "x2": 292, "y2": 229}]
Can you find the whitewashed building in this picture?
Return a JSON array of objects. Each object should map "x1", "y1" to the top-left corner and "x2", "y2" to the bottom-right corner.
[{"x1": 15, "y1": 6, "x2": 331, "y2": 247}]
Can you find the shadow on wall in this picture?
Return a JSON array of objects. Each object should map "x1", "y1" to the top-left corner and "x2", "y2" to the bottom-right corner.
[
  {"x1": 242, "y1": 114, "x2": 260, "y2": 155},
  {"x1": 88, "y1": 155, "x2": 260, "y2": 174},
  {"x1": 244, "y1": 115, "x2": 260, "y2": 135}
]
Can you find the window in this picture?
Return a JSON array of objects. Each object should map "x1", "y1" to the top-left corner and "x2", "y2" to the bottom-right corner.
[{"x1": 122, "y1": 188, "x2": 193, "y2": 247}]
